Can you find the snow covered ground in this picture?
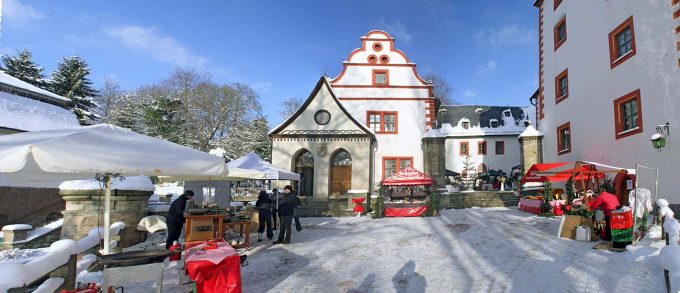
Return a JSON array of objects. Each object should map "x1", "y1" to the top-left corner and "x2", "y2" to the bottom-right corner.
[{"x1": 121, "y1": 207, "x2": 665, "y2": 292}]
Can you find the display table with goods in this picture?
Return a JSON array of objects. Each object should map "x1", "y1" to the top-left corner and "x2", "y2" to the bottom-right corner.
[
  {"x1": 181, "y1": 240, "x2": 242, "y2": 293},
  {"x1": 380, "y1": 167, "x2": 434, "y2": 217}
]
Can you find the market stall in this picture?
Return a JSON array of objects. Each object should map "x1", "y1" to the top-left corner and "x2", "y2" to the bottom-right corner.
[{"x1": 381, "y1": 167, "x2": 433, "y2": 217}]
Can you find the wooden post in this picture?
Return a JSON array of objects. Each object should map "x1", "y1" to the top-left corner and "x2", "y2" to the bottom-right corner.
[{"x1": 49, "y1": 254, "x2": 77, "y2": 291}]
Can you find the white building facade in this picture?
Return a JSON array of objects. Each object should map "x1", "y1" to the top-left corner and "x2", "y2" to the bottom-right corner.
[{"x1": 534, "y1": 0, "x2": 680, "y2": 202}]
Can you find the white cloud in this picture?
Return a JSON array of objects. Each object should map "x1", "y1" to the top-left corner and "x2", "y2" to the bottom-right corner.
[
  {"x1": 2, "y1": 0, "x2": 46, "y2": 24},
  {"x1": 377, "y1": 20, "x2": 413, "y2": 43},
  {"x1": 462, "y1": 89, "x2": 478, "y2": 98},
  {"x1": 104, "y1": 25, "x2": 207, "y2": 68},
  {"x1": 476, "y1": 24, "x2": 536, "y2": 48},
  {"x1": 477, "y1": 60, "x2": 497, "y2": 75}
]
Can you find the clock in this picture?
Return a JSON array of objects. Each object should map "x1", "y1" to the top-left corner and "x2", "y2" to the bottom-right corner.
[{"x1": 314, "y1": 110, "x2": 331, "y2": 125}]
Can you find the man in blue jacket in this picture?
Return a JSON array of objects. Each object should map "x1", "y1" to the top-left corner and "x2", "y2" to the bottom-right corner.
[{"x1": 165, "y1": 190, "x2": 194, "y2": 249}]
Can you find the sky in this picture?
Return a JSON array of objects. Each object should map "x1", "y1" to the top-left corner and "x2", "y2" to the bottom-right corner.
[{"x1": 0, "y1": 0, "x2": 538, "y2": 128}]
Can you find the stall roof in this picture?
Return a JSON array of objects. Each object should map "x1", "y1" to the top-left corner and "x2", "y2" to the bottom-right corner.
[
  {"x1": 382, "y1": 167, "x2": 433, "y2": 186},
  {"x1": 520, "y1": 162, "x2": 606, "y2": 184},
  {"x1": 227, "y1": 152, "x2": 300, "y2": 181}
]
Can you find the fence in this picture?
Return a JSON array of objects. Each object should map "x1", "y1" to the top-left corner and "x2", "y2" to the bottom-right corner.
[{"x1": 0, "y1": 222, "x2": 125, "y2": 293}]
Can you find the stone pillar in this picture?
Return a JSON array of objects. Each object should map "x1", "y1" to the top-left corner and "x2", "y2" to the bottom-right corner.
[
  {"x1": 60, "y1": 189, "x2": 152, "y2": 247},
  {"x1": 518, "y1": 123, "x2": 544, "y2": 176},
  {"x1": 1, "y1": 224, "x2": 32, "y2": 250},
  {"x1": 423, "y1": 137, "x2": 447, "y2": 188}
]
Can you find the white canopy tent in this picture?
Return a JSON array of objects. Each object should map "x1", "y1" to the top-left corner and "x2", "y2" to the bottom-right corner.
[
  {"x1": 0, "y1": 124, "x2": 225, "y2": 254},
  {"x1": 157, "y1": 166, "x2": 266, "y2": 183},
  {"x1": 227, "y1": 152, "x2": 300, "y2": 181}
]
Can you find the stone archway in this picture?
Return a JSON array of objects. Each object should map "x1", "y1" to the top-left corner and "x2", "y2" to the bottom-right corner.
[
  {"x1": 330, "y1": 149, "x2": 352, "y2": 195},
  {"x1": 294, "y1": 149, "x2": 314, "y2": 197}
]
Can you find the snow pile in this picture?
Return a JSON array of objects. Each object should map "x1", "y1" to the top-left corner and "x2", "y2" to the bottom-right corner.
[
  {"x1": 60, "y1": 176, "x2": 154, "y2": 191},
  {"x1": 518, "y1": 123, "x2": 543, "y2": 138},
  {"x1": 32, "y1": 278, "x2": 64, "y2": 293},
  {"x1": 1, "y1": 224, "x2": 32, "y2": 231},
  {"x1": 0, "y1": 262, "x2": 30, "y2": 289},
  {"x1": 0, "y1": 91, "x2": 79, "y2": 132},
  {"x1": 0, "y1": 248, "x2": 49, "y2": 264},
  {"x1": 78, "y1": 222, "x2": 125, "y2": 254},
  {"x1": 4, "y1": 219, "x2": 64, "y2": 245}
]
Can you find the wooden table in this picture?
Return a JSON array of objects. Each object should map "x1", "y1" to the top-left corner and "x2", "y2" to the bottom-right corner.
[{"x1": 224, "y1": 221, "x2": 253, "y2": 249}]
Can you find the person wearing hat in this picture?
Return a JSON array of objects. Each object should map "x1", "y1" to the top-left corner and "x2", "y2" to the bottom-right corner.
[{"x1": 165, "y1": 190, "x2": 194, "y2": 249}]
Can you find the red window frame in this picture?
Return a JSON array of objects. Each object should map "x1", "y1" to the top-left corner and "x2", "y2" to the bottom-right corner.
[
  {"x1": 382, "y1": 157, "x2": 413, "y2": 179},
  {"x1": 554, "y1": 0, "x2": 563, "y2": 10},
  {"x1": 556, "y1": 122, "x2": 571, "y2": 156},
  {"x1": 366, "y1": 111, "x2": 398, "y2": 134},
  {"x1": 459, "y1": 141, "x2": 469, "y2": 156},
  {"x1": 555, "y1": 68, "x2": 569, "y2": 104},
  {"x1": 609, "y1": 16, "x2": 636, "y2": 69},
  {"x1": 372, "y1": 69, "x2": 389, "y2": 86},
  {"x1": 613, "y1": 89, "x2": 643, "y2": 140},
  {"x1": 554, "y1": 17, "x2": 567, "y2": 51},
  {"x1": 495, "y1": 141, "x2": 505, "y2": 155},
  {"x1": 477, "y1": 141, "x2": 487, "y2": 155}
]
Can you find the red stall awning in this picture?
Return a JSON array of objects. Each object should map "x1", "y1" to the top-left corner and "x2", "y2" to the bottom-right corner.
[
  {"x1": 521, "y1": 162, "x2": 605, "y2": 184},
  {"x1": 382, "y1": 167, "x2": 433, "y2": 186}
]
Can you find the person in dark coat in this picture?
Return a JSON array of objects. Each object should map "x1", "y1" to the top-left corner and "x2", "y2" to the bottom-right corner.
[
  {"x1": 256, "y1": 190, "x2": 274, "y2": 242},
  {"x1": 165, "y1": 190, "x2": 194, "y2": 249},
  {"x1": 270, "y1": 188, "x2": 279, "y2": 231},
  {"x1": 273, "y1": 185, "x2": 297, "y2": 244},
  {"x1": 294, "y1": 195, "x2": 302, "y2": 232}
]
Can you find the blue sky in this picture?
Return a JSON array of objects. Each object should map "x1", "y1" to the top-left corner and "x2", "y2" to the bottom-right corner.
[{"x1": 0, "y1": 0, "x2": 538, "y2": 127}]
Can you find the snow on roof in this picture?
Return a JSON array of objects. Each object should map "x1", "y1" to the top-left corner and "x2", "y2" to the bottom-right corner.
[
  {"x1": 59, "y1": 175, "x2": 154, "y2": 191},
  {"x1": 0, "y1": 71, "x2": 68, "y2": 102},
  {"x1": 428, "y1": 105, "x2": 535, "y2": 138},
  {"x1": 519, "y1": 124, "x2": 544, "y2": 138},
  {"x1": 0, "y1": 91, "x2": 80, "y2": 131}
]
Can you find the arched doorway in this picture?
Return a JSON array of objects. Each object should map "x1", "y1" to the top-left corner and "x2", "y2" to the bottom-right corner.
[
  {"x1": 476, "y1": 163, "x2": 488, "y2": 174},
  {"x1": 330, "y1": 149, "x2": 352, "y2": 195},
  {"x1": 614, "y1": 172, "x2": 636, "y2": 206},
  {"x1": 294, "y1": 150, "x2": 314, "y2": 197}
]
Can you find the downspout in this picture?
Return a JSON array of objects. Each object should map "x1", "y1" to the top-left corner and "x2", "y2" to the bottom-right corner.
[{"x1": 368, "y1": 137, "x2": 375, "y2": 212}]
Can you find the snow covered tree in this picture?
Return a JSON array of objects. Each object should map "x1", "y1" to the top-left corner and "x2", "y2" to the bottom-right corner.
[
  {"x1": 279, "y1": 97, "x2": 303, "y2": 120},
  {"x1": 0, "y1": 49, "x2": 48, "y2": 88},
  {"x1": 218, "y1": 117, "x2": 271, "y2": 161},
  {"x1": 50, "y1": 56, "x2": 99, "y2": 123}
]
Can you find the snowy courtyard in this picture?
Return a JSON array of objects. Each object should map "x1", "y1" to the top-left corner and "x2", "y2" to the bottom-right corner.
[{"x1": 124, "y1": 207, "x2": 664, "y2": 293}]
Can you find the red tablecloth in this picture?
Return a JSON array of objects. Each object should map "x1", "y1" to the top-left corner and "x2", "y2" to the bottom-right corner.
[
  {"x1": 384, "y1": 206, "x2": 427, "y2": 217},
  {"x1": 185, "y1": 241, "x2": 242, "y2": 293}
]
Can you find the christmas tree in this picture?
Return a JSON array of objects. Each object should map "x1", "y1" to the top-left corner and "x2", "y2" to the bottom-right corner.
[{"x1": 0, "y1": 49, "x2": 48, "y2": 88}]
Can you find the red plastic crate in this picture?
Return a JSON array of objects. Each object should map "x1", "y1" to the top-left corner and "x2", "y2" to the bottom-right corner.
[{"x1": 610, "y1": 210, "x2": 633, "y2": 229}]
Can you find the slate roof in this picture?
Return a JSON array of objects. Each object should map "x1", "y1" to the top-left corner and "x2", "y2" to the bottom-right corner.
[{"x1": 435, "y1": 105, "x2": 530, "y2": 129}]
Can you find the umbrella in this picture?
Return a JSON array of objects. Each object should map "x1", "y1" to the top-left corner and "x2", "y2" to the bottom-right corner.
[{"x1": 0, "y1": 124, "x2": 225, "y2": 254}]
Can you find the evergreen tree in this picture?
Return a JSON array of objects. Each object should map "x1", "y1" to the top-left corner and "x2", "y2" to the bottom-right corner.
[
  {"x1": 0, "y1": 49, "x2": 47, "y2": 88},
  {"x1": 50, "y1": 56, "x2": 99, "y2": 122}
]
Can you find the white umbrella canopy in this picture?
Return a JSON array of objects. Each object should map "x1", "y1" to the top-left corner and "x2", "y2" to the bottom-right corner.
[
  {"x1": 0, "y1": 124, "x2": 226, "y2": 254},
  {"x1": 156, "y1": 166, "x2": 267, "y2": 183}
]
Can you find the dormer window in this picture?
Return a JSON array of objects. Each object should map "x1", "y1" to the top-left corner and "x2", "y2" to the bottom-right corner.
[
  {"x1": 503, "y1": 110, "x2": 512, "y2": 117},
  {"x1": 489, "y1": 119, "x2": 499, "y2": 128},
  {"x1": 524, "y1": 121, "x2": 530, "y2": 127},
  {"x1": 462, "y1": 122, "x2": 470, "y2": 129}
]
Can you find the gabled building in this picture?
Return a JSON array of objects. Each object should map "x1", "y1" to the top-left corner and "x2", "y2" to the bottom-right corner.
[
  {"x1": 533, "y1": 0, "x2": 680, "y2": 203},
  {"x1": 271, "y1": 30, "x2": 533, "y2": 199}
]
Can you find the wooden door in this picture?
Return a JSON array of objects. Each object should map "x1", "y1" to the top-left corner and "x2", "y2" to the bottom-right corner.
[{"x1": 331, "y1": 166, "x2": 352, "y2": 195}]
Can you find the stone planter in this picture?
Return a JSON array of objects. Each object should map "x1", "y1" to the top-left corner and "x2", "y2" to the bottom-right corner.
[{"x1": 60, "y1": 189, "x2": 153, "y2": 247}]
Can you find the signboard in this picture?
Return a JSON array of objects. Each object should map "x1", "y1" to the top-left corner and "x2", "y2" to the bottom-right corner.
[{"x1": 626, "y1": 180, "x2": 633, "y2": 190}]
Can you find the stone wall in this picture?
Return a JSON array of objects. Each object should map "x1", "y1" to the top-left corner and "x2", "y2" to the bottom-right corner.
[
  {"x1": 422, "y1": 137, "x2": 447, "y2": 188},
  {"x1": 60, "y1": 189, "x2": 152, "y2": 248},
  {"x1": 0, "y1": 187, "x2": 65, "y2": 228},
  {"x1": 1, "y1": 227, "x2": 62, "y2": 250},
  {"x1": 519, "y1": 136, "x2": 543, "y2": 175}
]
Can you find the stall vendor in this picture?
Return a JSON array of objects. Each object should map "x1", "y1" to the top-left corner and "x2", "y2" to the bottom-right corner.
[
  {"x1": 166, "y1": 190, "x2": 194, "y2": 249},
  {"x1": 588, "y1": 191, "x2": 620, "y2": 240}
]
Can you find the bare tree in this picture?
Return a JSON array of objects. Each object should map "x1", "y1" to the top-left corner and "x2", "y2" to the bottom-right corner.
[
  {"x1": 423, "y1": 73, "x2": 454, "y2": 105},
  {"x1": 97, "y1": 78, "x2": 122, "y2": 121},
  {"x1": 279, "y1": 97, "x2": 304, "y2": 120}
]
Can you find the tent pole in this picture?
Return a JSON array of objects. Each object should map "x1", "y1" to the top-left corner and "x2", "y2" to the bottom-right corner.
[{"x1": 103, "y1": 174, "x2": 112, "y2": 255}]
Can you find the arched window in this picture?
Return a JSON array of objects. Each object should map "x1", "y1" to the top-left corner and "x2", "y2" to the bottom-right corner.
[
  {"x1": 295, "y1": 150, "x2": 314, "y2": 168},
  {"x1": 332, "y1": 150, "x2": 352, "y2": 166}
]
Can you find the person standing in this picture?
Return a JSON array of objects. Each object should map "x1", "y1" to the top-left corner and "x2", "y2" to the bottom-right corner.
[
  {"x1": 294, "y1": 194, "x2": 302, "y2": 232},
  {"x1": 165, "y1": 190, "x2": 194, "y2": 249},
  {"x1": 256, "y1": 190, "x2": 274, "y2": 242},
  {"x1": 273, "y1": 185, "x2": 296, "y2": 244},
  {"x1": 270, "y1": 188, "x2": 279, "y2": 231},
  {"x1": 588, "y1": 191, "x2": 621, "y2": 241}
]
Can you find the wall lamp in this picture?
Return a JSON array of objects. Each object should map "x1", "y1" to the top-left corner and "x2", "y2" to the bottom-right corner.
[{"x1": 651, "y1": 122, "x2": 670, "y2": 150}]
